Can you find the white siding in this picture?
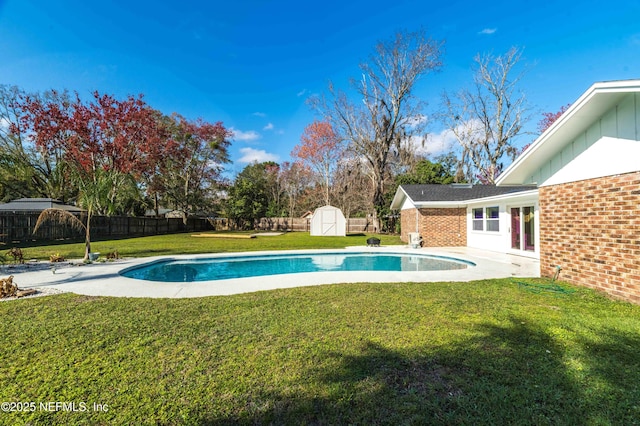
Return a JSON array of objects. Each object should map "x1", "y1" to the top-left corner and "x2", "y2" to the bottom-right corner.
[
  {"x1": 401, "y1": 197, "x2": 415, "y2": 210},
  {"x1": 466, "y1": 194, "x2": 539, "y2": 258},
  {"x1": 466, "y1": 202, "x2": 507, "y2": 253},
  {"x1": 600, "y1": 107, "x2": 617, "y2": 138},
  {"x1": 617, "y1": 94, "x2": 636, "y2": 140},
  {"x1": 530, "y1": 93, "x2": 640, "y2": 187},
  {"x1": 542, "y1": 136, "x2": 640, "y2": 187}
]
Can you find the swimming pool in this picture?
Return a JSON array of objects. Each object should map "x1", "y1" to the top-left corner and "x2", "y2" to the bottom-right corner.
[{"x1": 121, "y1": 251, "x2": 475, "y2": 282}]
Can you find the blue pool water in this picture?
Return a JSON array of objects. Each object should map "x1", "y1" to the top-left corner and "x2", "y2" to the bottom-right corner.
[{"x1": 121, "y1": 252, "x2": 474, "y2": 282}]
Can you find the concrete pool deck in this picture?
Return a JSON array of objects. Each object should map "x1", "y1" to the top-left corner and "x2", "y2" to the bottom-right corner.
[{"x1": 3, "y1": 246, "x2": 540, "y2": 299}]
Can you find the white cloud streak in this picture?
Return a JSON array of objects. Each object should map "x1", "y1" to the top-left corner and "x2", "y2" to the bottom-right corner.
[
  {"x1": 478, "y1": 28, "x2": 497, "y2": 35},
  {"x1": 421, "y1": 129, "x2": 457, "y2": 156},
  {"x1": 409, "y1": 119, "x2": 484, "y2": 157},
  {"x1": 231, "y1": 128, "x2": 261, "y2": 142},
  {"x1": 238, "y1": 147, "x2": 279, "y2": 164},
  {"x1": 0, "y1": 117, "x2": 10, "y2": 130}
]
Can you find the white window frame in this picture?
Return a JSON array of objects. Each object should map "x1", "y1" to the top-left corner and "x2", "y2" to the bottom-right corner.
[
  {"x1": 472, "y1": 206, "x2": 500, "y2": 232},
  {"x1": 472, "y1": 208, "x2": 484, "y2": 231},
  {"x1": 485, "y1": 206, "x2": 500, "y2": 232}
]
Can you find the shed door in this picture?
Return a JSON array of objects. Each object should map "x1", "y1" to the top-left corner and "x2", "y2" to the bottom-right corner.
[{"x1": 321, "y1": 209, "x2": 336, "y2": 235}]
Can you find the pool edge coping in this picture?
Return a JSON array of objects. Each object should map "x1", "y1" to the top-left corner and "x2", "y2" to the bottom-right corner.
[{"x1": 10, "y1": 246, "x2": 540, "y2": 298}]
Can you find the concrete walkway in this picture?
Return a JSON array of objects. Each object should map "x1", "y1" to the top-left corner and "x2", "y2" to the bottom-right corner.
[{"x1": 4, "y1": 246, "x2": 540, "y2": 299}]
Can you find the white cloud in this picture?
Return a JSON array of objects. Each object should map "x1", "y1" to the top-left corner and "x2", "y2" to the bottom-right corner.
[
  {"x1": 263, "y1": 122, "x2": 274, "y2": 131},
  {"x1": 415, "y1": 119, "x2": 484, "y2": 157},
  {"x1": 252, "y1": 112, "x2": 266, "y2": 117},
  {"x1": 297, "y1": 89, "x2": 307, "y2": 97},
  {"x1": 231, "y1": 128, "x2": 261, "y2": 142},
  {"x1": 478, "y1": 28, "x2": 497, "y2": 35},
  {"x1": 238, "y1": 147, "x2": 279, "y2": 164},
  {"x1": 419, "y1": 129, "x2": 457, "y2": 156},
  {"x1": 0, "y1": 117, "x2": 11, "y2": 130},
  {"x1": 405, "y1": 114, "x2": 428, "y2": 129}
]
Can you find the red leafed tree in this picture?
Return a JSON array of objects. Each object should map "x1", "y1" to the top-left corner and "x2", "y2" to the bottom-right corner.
[
  {"x1": 291, "y1": 121, "x2": 343, "y2": 206},
  {"x1": 538, "y1": 103, "x2": 571, "y2": 134},
  {"x1": 17, "y1": 90, "x2": 169, "y2": 259},
  {"x1": 67, "y1": 92, "x2": 166, "y2": 180},
  {"x1": 18, "y1": 91, "x2": 168, "y2": 211},
  {"x1": 153, "y1": 113, "x2": 231, "y2": 218}
]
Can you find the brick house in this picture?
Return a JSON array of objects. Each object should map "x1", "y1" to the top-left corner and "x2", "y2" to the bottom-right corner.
[
  {"x1": 391, "y1": 184, "x2": 538, "y2": 252},
  {"x1": 391, "y1": 80, "x2": 640, "y2": 303}
]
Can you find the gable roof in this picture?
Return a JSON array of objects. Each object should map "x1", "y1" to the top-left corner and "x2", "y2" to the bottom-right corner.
[
  {"x1": 390, "y1": 184, "x2": 537, "y2": 210},
  {"x1": 0, "y1": 198, "x2": 84, "y2": 213},
  {"x1": 497, "y1": 79, "x2": 640, "y2": 185}
]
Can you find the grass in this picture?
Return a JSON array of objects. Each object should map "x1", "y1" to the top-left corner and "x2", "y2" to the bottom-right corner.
[
  {"x1": 6, "y1": 231, "x2": 403, "y2": 261},
  {"x1": 1, "y1": 233, "x2": 640, "y2": 424},
  {"x1": 1, "y1": 279, "x2": 640, "y2": 424}
]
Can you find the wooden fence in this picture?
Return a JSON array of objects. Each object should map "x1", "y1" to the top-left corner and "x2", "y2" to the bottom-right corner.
[
  {"x1": 0, "y1": 213, "x2": 376, "y2": 244},
  {"x1": 0, "y1": 212, "x2": 212, "y2": 244},
  {"x1": 254, "y1": 217, "x2": 372, "y2": 233}
]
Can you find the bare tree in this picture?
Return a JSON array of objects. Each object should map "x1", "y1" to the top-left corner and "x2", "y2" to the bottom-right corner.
[
  {"x1": 441, "y1": 47, "x2": 531, "y2": 184},
  {"x1": 332, "y1": 155, "x2": 371, "y2": 219},
  {"x1": 311, "y1": 29, "x2": 443, "y2": 224},
  {"x1": 279, "y1": 161, "x2": 312, "y2": 218}
]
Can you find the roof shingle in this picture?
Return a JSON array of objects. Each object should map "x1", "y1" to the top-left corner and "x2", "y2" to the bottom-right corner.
[{"x1": 400, "y1": 184, "x2": 537, "y2": 203}]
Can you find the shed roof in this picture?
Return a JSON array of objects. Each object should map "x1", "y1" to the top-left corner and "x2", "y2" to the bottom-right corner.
[
  {"x1": 0, "y1": 198, "x2": 84, "y2": 213},
  {"x1": 390, "y1": 184, "x2": 537, "y2": 210}
]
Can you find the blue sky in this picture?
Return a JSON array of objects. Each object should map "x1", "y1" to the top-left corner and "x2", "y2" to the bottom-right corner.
[{"x1": 1, "y1": 0, "x2": 639, "y2": 176}]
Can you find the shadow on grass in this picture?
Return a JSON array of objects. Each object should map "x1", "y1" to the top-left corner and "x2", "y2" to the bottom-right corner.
[{"x1": 200, "y1": 317, "x2": 640, "y2": 425}]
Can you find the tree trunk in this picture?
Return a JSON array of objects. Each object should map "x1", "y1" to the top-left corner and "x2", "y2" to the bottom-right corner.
[{"x1": 84, "y1": 212, "x2": 91, "y2": 261}]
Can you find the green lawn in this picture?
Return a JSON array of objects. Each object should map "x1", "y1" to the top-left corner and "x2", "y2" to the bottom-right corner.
[
  {"x1": 8, "y1": 231, "x2": 403, "y2": 261},
  {"x1": 1, "y1": 233, "x2": 640, "y2": 424}
]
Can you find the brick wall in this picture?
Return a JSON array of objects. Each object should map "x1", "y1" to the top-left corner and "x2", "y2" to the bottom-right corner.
[
  {"x1": 400, "y1": 208, "x2": 418, "y2": 243},
  {"x1": 419, "y1": 208, "x2": 467, "y2": 247},
  {"x1": 539, "y1": 171, "x2": 640, "y2": 303},
  {"x1": 400, "y1": 207, "x2": 467, "y2": 246}
]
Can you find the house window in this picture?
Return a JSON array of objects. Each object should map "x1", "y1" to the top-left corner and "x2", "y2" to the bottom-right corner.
[
  {"x1": 472, "y1": 206, "x2": 500, "y2": 232},
  {"x1": 472, "y1": 208, "x2": 484, "y2": 231},
  {"x1": 486, "y1": 207, "x2": 500, "y2": 232}
]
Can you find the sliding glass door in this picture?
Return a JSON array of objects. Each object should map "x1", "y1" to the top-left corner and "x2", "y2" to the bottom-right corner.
[
  {"x1": 510, "y1": 208, "x2": 521, "y2": 249},
  {"x1": 510, "y1": 206, "x2": 535, "y2": 252},
  {"x1": 523, "y1": 206, "x2": 535, "y2": 251}
]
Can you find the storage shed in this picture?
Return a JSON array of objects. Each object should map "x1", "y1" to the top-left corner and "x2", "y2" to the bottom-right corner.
[{"x1": 309, "y1": 205, "x2": 346, "y2": 236}]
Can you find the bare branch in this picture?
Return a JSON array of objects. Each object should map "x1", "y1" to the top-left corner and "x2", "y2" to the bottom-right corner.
[
  {"x1": 440, "y1": 47, "x2": 531, "y2": 183},
  {"x1": 311, "y1": 29, "x2": 443, "y2": 218}
]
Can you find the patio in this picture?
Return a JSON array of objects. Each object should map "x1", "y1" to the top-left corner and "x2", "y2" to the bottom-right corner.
[{"x1": 4, "y1": 246, "x2": 540, "y2": 299}]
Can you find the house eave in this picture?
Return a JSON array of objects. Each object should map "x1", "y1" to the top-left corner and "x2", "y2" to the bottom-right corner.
[
  {"x1": 390, "y1": 186, "x2": 410, "y2": 210},
  {"x1": 463, "y1": 189, "x2": 539, "y2": 205},
  {"x1": 497, "y1": 79, "x2": 640, "y2": 186},
  {"x1": 412, "y1": 189, "x2": 539, "y2": 208},
  {"x1": 413, "y1": 201, "x2": 467, "y2": 209}
]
